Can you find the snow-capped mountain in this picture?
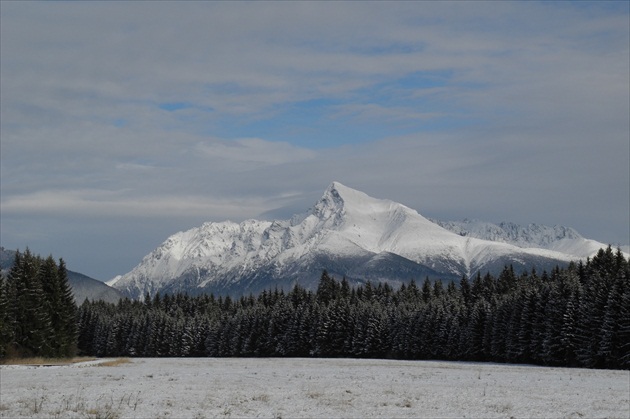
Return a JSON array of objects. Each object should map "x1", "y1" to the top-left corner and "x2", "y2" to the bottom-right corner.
[{"x1": 109, "y1": 182, "x2": 613, "y2": 300}]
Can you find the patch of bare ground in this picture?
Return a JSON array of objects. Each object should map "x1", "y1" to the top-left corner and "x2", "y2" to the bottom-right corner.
[{"x1": 0, "y1": 356, "x2": 97, "y2": 366}]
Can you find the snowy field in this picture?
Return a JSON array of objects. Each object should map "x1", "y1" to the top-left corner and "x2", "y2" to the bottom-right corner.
[{"x1": 1, "y1": 358, "x2": 628, "y2": 418}]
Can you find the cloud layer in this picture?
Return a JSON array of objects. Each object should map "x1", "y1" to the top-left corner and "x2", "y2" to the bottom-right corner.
[{"x1": 1, "y1": 2, "x2": 628, "y2": 279}]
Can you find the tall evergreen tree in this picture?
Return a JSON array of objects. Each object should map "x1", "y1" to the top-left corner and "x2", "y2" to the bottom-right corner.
[
  {"x1": 618, "y1": 284, "x2": 630, "y2": 368},
  {"x1": 14, "y1": 249, "x2": 53, "y2": 356},
  {"x1": 56, "y1": 259, "x2": 78, "y2": 356},
  {"x1": 0, "y1": 274, "x2": 12, "y2": 358},
  {"x1": 598, "y1": 279, "x2": 625, "y2": 368},
  {"x1": 316, "y1": 270, "x2": 337, "y2": 305},
  {"x1": 39, "y1": 256, "x2": 61, "y2": 354},
  {"x1": 497, "y1": 265, "x2": 516, "y2": 295},
  {"x1": 421, "y1": 277, "x2": 432, "y2": 303},
  {"x1": 459, "y1": 275, "x2": 471, "y2": 307}
]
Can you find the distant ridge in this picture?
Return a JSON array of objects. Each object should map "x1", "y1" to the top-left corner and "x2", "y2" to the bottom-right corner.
[
  {"x1": 431, "y1": 219, "x2": 611, "y2": 257},
  {"x1": 109, "y1": 182, "x2": 619, "y2": 300}
]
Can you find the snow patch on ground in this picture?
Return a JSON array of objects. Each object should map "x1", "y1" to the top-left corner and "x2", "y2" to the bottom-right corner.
[{"x1": 1, "y1": 358, "x2": 628, "y2": 418}]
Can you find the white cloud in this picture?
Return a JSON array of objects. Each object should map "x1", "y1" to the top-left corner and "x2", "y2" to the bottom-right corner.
[
  {"x1": 0, "y1": 189, "x2": 268, "y2": 220},
  {"x1": 196, "y1": 138, "x2": 317, "y2": 166}
]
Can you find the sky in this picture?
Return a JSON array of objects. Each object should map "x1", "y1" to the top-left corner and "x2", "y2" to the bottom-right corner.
[{"x1": 1, "y1": 1, "x2": 629, "y2": 281}]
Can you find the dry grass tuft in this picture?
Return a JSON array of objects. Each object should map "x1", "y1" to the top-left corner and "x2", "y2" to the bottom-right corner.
[{"x1": 97, "y1": 358, "x2": 132, "y2": 367}]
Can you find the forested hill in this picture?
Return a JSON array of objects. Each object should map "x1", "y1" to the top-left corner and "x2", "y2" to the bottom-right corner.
[
  {"x1": 78, "y1": 246, "x2": 629, "y2": 369},
  {"x1": 1, "y1": 247, "x2": 122, "y2": 304},
  {"x1": 0, "y1": 249, "x2": 78, "y2": 358}
]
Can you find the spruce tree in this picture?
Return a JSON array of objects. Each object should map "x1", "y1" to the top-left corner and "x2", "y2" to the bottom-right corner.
[
  {"x1": 39, "y1": 256, "x2": 60, "y2": 352},
  {"x1": 541, "y1": 283, "x2": 568, "y2": 365},
  {"x1": 56, "y1": 259, "x2": 78, "y2": 357},
  {"x1": 0, "y1": 274, "x2": 13, "y2": 358},
  {"x1": 421, "y1": 277, "x2": 432, "y2": 303},
  {"x1": 598, "y1": 279, "x2": 624, "y2": 368},
  {"x1": 432, "y1": 280, "x2": 444, "y2": 299},
  {"x1": 618, "y1": 284, "x2": 630, "y2": 368},
  {"x1": 459, "y1": 275, "x2": 471, "y2": 307},
  {"x1": 18, "y1": 249, "x2": 53, "y2": 356},
  {"x1": 497, "y1": 265, "x2": 516, "y2": 295},
  {"x1": 471, "y1": 272, "x2": 484, "y2": 303},
  {"x1": 316, "y1": 270, "x2": 337, "y2": 305}
]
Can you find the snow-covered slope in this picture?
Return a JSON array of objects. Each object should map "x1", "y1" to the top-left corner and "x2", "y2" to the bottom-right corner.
[
  {"x1": 432, "y1": 219, "x2": 613, "y2": 258},
  {"x1": 110, "y1": 182, "x2": 608, "y2": 300}
]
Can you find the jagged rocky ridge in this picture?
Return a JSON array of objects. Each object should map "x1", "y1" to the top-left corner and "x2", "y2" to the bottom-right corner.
[
  {"x1": 431, "y1": 219, "x2": 609, "y2": 257},
  {"x1": 108, "y1": 182, "x2": 617, "y2": 300}
]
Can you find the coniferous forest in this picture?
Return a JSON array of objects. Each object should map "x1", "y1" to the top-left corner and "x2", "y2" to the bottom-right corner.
[
  {"x1": 1, "y1": 247, "x2": 628, "y2": 370},
  {"x1": 0, "y1": 249, "x2": 78, "y2": 358},
  {"x1": 75, "y1": 246, "x2": 629, "y2": 369}
]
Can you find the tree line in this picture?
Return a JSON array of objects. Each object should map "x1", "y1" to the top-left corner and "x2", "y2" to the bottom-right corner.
[
  {"x1": 76, "y1": 246, "x2": 629, "y2": 369},
  {"x1": 0, "y1": 249, "x2": 78, "y2": 358}
]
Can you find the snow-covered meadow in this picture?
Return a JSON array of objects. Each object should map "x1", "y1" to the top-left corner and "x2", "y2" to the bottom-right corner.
[{"x1": 1, "y1": 357, "x2": 628, "y2": 418}]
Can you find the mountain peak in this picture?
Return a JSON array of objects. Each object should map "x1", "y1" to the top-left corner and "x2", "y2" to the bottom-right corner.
[
  {"x1": 313, "y1": 182, "x2": 384, "y2": 221},
  {"x1": 324, "y1": 181, "x2": 364, "y2": 200}
]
